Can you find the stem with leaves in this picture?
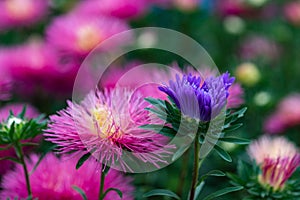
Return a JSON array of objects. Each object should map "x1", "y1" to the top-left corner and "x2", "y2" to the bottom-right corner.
[{"x1": 15, "y1": 141, "x2": 32, "y2": 199}]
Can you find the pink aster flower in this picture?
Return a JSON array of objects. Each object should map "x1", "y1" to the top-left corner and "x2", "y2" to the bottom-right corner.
[
  {"x1": 45, "y1": 88, "x2": 173, "y2": 172},
  {"x1": 46, "y1": 14, "x2": 130, "y2": 56},
  {"x1": 239, "y1": 35, "x2": 280, "y2": 62},
  {"x1": 227, "y1": 83, "x2": 244, "y2": 108},
  {"x1": 284, "y1": 1, "x2": 300, "y2": 26},
  {"x1": 100, "y1": 62, "x2": 169, "y2": 100},
  {"x1": 247, "y1": 136, "x2": 300, "y2": 191},
  {"x1": 215, "y1": 0, "x2": 251, "y2": 16},
  {"x1": 0, "y1": 153, "x2": 134, "y2": 200},
  {"x1": 2, "y1": 39, "x2": 78, "y2": 97},
  {"x1": 0, "y1": 103, "x2": 40, "y2": 175},
  {"x1": 73, "y1": 0, "x2": 149, "y2": 19},
  {"x1": 264, "y1": 94, "x2": 300, "y2": 134},
  {"x1": 0, "y1": 58, "x2": 11, "y2": 101},
  {"x1": 0, "y1": 0, "x2": 49, "y2": 30}
]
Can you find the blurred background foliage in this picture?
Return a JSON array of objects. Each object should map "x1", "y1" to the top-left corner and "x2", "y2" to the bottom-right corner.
[{"x1": 1, "y1": 0, "x2": 300, "y2": 199}]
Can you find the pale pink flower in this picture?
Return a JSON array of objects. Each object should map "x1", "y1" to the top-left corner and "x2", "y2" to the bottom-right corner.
[
  {"x1": 0, "y1": 153, "x2": 134, "y2": 200},
  {"x1": 247, "y1": 136, "x2": 300, "y2": 191}
]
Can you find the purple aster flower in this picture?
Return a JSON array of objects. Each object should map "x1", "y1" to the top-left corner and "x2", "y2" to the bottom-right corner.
[{"x1": 159, "y1": 72, "x2": 234, "y2": 121}]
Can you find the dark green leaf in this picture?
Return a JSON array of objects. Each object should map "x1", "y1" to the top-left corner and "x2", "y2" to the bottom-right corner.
[
  {"x1": 18, "y1": 106, "x2": 27, "y2": 119},
  {"x1": 214, "y1": 145, "x2": 232, "y2": 162},
  {"x1": 194, "y1": 181, "x2": 205, "y2": 200},
  {"x1": 102, "y1": 188, "x2": 123, "y2": 199},
  {"x1": 223, "y1": 123, "x2": 243, "y2": 132},
  {"x1": 203, "y1": 186, "x2": 244, "y2": 200},
  {"x1": 76, "y1": 152, "x2": 92, "y2": 170},
  {"x1": 0, "y1": 156, "x2": 21, "y2": 164},
  {"x1": 143, "y1": 189, "x2": 180, "y2": 200},
  {"x1": 219, "y1": 137, "x2": 250, "y2": 145},
  {"x1": 72, "y1": 186, "x2": 88, "y2": 200},
  {"x1": 199, "y1": 170, "x2": 226, "y2": 183}
]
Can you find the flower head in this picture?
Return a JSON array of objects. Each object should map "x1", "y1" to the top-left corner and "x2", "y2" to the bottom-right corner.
[
  {"x1": 264, "y1": 94, "x2": 300, "y2": 134},
  {"x1": 2, "y1": 39, "x2": 78, "y2": 97},
  {"x1": 0, "y1": 0, "x2": 49, "y2": 30},
  {"x1": 73, "y1": 0, "x2": 150, "y2": 19},
  {"x1": 46, "y1": 14, "x2": 129, "y2": 55},
  {"x1": 0, "y1": 103, "x2": 40, "y2": 175},
  {"x1": 45, "y1": 88, "x2": 172, "y2": 172},
  {"x1": 158, "y1": 72, "x2": 235, "y2": 121},
  {"x1": 247, "y1": 136, "x2": 300, "y2": 191},
  {"x1": 0, "y1": 153, "x2": 134, "y2": 199}
]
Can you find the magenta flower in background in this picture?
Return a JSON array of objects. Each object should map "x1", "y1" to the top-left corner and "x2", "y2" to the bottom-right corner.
[
  {"x1": 248, "y1": 136, "x2": 300, "y2": 191},
  {"x1": 227, "y1": 83, "x2": 244, "y2": 108},
  {"x1": 45, "y1": 88, "x2": 173, "y2": 171},
  {"x1": 0, "y1": 56, "x2": 11, "y2": 101},
  {"x1": 46, "y1": 14, "x2": 130, "y2": 56},
  {"x1": 0, "y1": 0, "x2": 49, "y2": 30},
  {"x1": 0, "y1": 103, "x2": 40, "y2": 175},
  {"x1": 215, "y1": 0, "x2": 250, "y2": 16},
  {"x1": 0, "y1": 153, "x2": 134, "y2": 200},
  {"x1": 159, "y1": 72, "x2": 235, "y2": 121},
  {"x1": 73, "y1": 0, "x2": 150, "y2": 19},
  {"x1": 100, "y1": 62, "x2": 169, "y2": 100},
  {"x1": 239, "y1": 35, "x2": 280, "y2": 62},
  {"x1": 264, "y1": 94, "x2": 300, "y2": 134},
  {"x1": 284, "y1": 1, "x2": 300, "y2": 26},
  {"x1": 2, "y1": 39, "x2": 78, "y2": 97}
]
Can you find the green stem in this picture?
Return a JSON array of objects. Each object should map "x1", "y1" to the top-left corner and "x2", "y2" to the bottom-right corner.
[
  {"x1": 15, "y1": 142, "x2": 32, "y2": 199},
  {"x1": 177, "y1": 149, "x2": 190, "y2": 197},
  {"x1": 189, "y1": 132, "x2": 202, "y2": 200},
  {"x1": 99, "y1": 167, "x2": 106, "y2": 200}
]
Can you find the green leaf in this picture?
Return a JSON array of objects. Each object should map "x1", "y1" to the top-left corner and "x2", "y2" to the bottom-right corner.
[
  {"x1": 214, "y1": 145, "x2": 232, "y2": 162},
  {"x1": 226, "y1": 173, "x2": 246, "y2": 186},
  {"x1": 143, "y1": 189, "x2": 181, "y2": 200},
  {"x1": 76, "y1": 152, "x2": 92, "y2": 170},
  {"x1": 203, "y1": 186, "x2": 244, "y2": 200},
  {"x1": 140, "y1": 124, "x2": 176, "y2": 137},
  {"x1": 0, "y1": 144, "x2": 12, "y2": 150},
  {"x1": 18, "y1": 106, "x2": 27, "y2": 119},
  {"x1": 199, "y1": 170, "x2": 226, "y2": 183},
  {"x1": 0, "y1": 156, "x2": 21, "y2": 164},
  {"x1": 223, "y1": 123, "x2": 243, "y2": 132},
  {"x1": 102, "y1": 188, "x2": 123, "y2": 199},
  {"x1": 219, "y1": 137, "x2": 250, "y2": 145},
  {"x1": 194, "y1": 181, "x2": 205, "y2": 200},
  {"x1": 72, "y1": 186, "x2": 88, "y2": 200}
]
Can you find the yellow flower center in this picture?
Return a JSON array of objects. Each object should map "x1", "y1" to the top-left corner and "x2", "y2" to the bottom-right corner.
[
  {"x1": 92, "y1": 106, "x2": 119, "y2": 139},
  {"x1": 76, "y1": 25, "x2": 102, "y2": 52},
  {"x1": 6, "y1": 0, "x2": 34, "y2": 20}
]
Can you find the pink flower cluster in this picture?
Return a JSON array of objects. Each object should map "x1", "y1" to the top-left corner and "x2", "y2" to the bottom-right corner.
[
  {"x1": 264, "y1": 94, "x2": 300, "y2": 134},
  {"x1": 0, "y1": 154, "x2": 134, "y2": 200}
]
